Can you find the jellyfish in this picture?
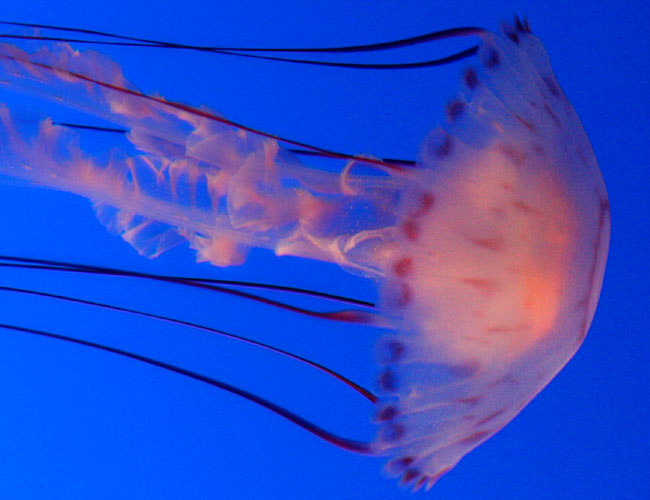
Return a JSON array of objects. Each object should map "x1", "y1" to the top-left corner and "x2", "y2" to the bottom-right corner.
[{"x1": 0, "y1": 17, "x2": 609, "y2": 492}]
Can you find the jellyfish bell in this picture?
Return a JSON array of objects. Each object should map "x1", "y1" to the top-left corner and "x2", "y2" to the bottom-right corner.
[
  {"x1": 367, "y1": 19, "x2": 609, "y2": 489},
  {"x1": 0, "y1": 16, "x2": 609, "y2": 491}
]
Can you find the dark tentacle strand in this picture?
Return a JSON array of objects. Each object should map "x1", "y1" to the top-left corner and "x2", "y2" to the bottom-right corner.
[
  {"x1": 52, "y1": 122, "x2": 416, "y2": 167},
  {"x1": 0, "y1": 20, "x2": 483, "y2": 54},
  {"x1": 0, "y1": 255, "x2": 374, "y2": 307},
  {"x1": 0, "y1": 255, "x2": 376, "y2": 322},
  {"x1": 0, "y1": 322, "x2": 374, "y2": 454},
  {"x1": 0, "y1": 283, "x2": 377, "y2": 402}
]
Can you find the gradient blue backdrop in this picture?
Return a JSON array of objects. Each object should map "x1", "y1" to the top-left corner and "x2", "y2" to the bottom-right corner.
[{"x1": 0, "y1": 1, "x2": 647, "y2": 499}]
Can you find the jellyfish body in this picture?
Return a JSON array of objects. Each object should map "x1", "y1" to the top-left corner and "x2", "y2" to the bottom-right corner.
[
  {"x1": 0, "y1": 18, "x2": 609, "y2": 490},
  {"x1": 375, "y1": 20, "x2": 610, "y2": 489}
]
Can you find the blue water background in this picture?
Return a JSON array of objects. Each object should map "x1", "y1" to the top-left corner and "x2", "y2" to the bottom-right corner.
[{"x1": 0, "y1": 1, "x2": 647, "y2": 499}]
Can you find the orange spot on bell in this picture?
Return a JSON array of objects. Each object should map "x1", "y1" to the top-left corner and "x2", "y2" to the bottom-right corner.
[
  {"x1": 401, "y1": 220, "x2": 419, "y2": 241},
  {"x1": 393, "y1": 257, "x2": 413, "y2": 277}
]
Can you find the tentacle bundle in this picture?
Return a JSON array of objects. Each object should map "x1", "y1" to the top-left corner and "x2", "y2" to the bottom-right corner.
[
  {"x1": 375, "y1": 18, "x2": 609, "y2": 490},
  {"x1": 0, "y1": 39, "x2": 403, "y2": 275}
]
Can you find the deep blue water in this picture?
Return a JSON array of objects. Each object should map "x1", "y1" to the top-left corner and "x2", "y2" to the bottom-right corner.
[{"x1": 0, "y1": 1, "x2": 647, "y2": 499}]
